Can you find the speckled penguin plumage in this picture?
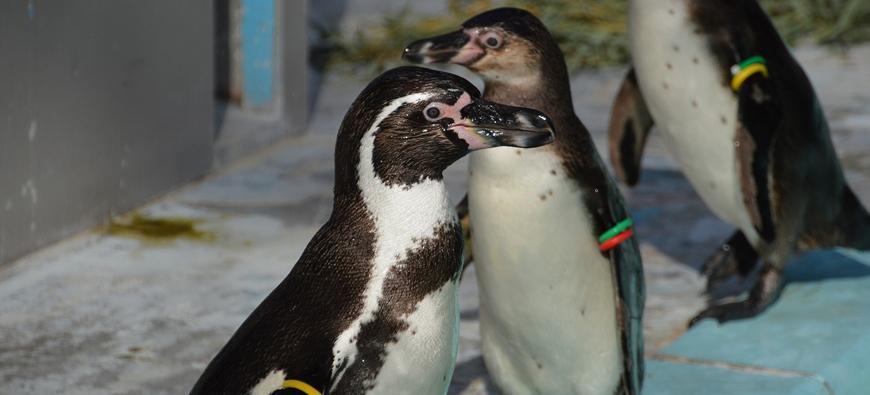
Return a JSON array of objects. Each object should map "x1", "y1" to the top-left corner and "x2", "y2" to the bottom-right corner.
[
  {"x1": 406, "y1": 8, "x2": 645, "y2": 395},
  {"x1": 609, "y1": 0, "x2": 870, "y2": 324}
]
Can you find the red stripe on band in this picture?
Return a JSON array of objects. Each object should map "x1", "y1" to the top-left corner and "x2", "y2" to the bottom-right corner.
[{"x1": 599, "y1": 228, "x2": 633, "y2": 251}]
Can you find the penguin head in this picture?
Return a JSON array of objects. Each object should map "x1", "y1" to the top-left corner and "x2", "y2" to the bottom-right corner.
[
  {"x1": 337, "y1": 66, "x2": 555, "y2": 188},
  {"x1": 403, "y1": 8, "x2": 556, "y2": 84}
]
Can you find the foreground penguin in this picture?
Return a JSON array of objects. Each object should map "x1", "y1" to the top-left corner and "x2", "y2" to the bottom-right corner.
[
  {"x1": 190, "y1": 66, "x2": 554, "y2": 395},
  {"x1": 609, "y1": 0, "x2": 870, "y2": 325},
  {"x1": 405, "y1": 8, "x2": 645, "y2": 395}
]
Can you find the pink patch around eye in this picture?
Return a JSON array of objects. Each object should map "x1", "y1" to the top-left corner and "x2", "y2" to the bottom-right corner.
[
  {"x1": 449, "y1": 30, "x2": 485, "y2": 65},
  {"x1": 440, "y1": 92, "x2": 472, "y2": 121},
  {"x1": 450, "y1": 46, "x2": 485, "y2": 65}
]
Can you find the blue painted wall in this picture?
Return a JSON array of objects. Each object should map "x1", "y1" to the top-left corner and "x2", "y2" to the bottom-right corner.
[{"x1": 240, "y1": 0, "x2": 275, "y2": 109}]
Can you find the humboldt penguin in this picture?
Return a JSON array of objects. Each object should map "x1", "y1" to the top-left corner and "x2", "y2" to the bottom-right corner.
[
  {"x1": 608, "y1": 0, "x2": 870, "y2": 325},
  {"x1": 404, "y1": 8, "x2": 645, "y2": 395},
  {"x1": 189, "y1": 66, "x2": 554, "y2": 395}
]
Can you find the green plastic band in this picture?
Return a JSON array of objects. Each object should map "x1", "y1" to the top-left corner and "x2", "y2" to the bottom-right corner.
[
  {"x1": 738, "y1": 56, "x2": 766, "y2": 70},
  {"x1": 599, "y1": 218, "x2": 634, "y2": 243}
]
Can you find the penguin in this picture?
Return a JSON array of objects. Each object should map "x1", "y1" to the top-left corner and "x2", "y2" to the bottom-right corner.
[
  {"x1": 404, "y1": 8, "x2": 645, "y2": 395},
  {"x1": 608, "y1": 0, "x2": 870, "y2": 325},
  {"x1": 189, "y1": 66, "x2": 555, "y2": 395}
]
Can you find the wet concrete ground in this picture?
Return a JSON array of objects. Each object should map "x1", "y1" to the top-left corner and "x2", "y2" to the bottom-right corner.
[{"x1": 0, "y1": 45, "x2": 868, "y2": 394}]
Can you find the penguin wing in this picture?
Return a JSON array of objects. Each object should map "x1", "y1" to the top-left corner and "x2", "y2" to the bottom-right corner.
[
  {"x1": 691, "y1": 1, "x2": 782, "y2": 243},
  {"x1": 191, "y1": 219, "x2": 368, "y2": 395},
  {"x1": 456, "y1": 194, "x2": 474, "y2": 268},
  {"x1": 607, "y1": 68, "x2": 655, "y2": 186},
  {"x1": 734, "y1": 67, "x2": 780, "y2": 242},
  {"x1": 606, "y1": 182, "x2": 646, "y2": 395}
]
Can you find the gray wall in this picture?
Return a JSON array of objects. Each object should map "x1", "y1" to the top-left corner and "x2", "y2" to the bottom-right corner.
[
  {"x1": 0, "y1": 1, "x2": 214, "y2": 264},
  {"x1": 278, "y1": 0, "x2": 309, "y2": 133}
]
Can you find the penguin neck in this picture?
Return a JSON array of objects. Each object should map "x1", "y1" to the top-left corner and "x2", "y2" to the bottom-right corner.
[{"x1": 353, "y1": 173, "x2": 453, "y2": 229}]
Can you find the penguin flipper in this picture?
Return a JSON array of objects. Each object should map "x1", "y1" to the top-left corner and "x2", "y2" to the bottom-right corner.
[
  {"x1": 456, "y1": 194, "x2": 474, "y2": 274},
  {"x1": 608, "y1": 68, "x2": 654, "y2": 186},
  {"x1": 611, "y1": 232, "x2": 645, "y2": 395},
  {"x1": 604, "y1": 181, "x2": 645, "y2": 395},
  {"x1": 735, "y1": 69, "x2": 780, "y2": 243}
]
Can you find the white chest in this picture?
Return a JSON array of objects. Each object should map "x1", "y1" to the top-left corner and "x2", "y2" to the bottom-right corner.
[
  {"x1": 366, "y1": 283, "x2": 459, "y2": 395},
  {"x1": 468, "y1": 146, "x2": 622, "y2": 394},
  {"x1": 331, "y1": 179, "x2": 459, "y2": 394},
  {"x1": 629, "y1": 0, "x2": 758, "y2": 242}
]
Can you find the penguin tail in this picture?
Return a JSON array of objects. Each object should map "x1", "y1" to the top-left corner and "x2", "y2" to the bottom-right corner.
[{"x1": 834, "y1": 185, "x2": 870, "y2": 251}]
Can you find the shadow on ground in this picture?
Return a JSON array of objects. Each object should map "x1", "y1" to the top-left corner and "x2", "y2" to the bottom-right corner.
[
  {"x1": 786, "y1": 249, "x2": 870, "y2": 283},
  {"x1": 449, "y1": 357, "x2": 502, "y2": 395}
]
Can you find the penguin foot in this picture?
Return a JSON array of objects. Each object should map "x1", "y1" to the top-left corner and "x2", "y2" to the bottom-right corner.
[
  {"x1": 689, "y1": 264, "x2": 782, "y2": 328},
  {"x1": 688, "y1": 301, "x2": 761, "y2": 327},
  {"x1": 701, "y1": 247, "x2": 740, "y2": 292},
  {"x1": 701, "y1": 231, "x2": 759, "y2": 292}
]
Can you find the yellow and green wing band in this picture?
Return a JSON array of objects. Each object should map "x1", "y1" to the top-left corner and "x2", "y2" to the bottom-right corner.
[{"x1": 731, "y1": 56, "x2": 769, "y2": 91}]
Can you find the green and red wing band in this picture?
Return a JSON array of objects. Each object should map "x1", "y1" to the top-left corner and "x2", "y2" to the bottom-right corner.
[{"x1": 599, "y1": 228, "x2": 634, "y2": 252}]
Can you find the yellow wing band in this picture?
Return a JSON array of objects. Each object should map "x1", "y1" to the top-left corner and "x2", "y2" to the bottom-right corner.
[
  {"x1": 731, "y1": 63, "x2": 769, "y2": 92},
  {"x1": 282, "y1": 379, "x2": 322, "y2": 395}
]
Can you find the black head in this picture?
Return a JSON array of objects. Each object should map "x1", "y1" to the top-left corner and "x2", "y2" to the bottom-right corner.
[
  {"x1": 403, "y1": 8, "x2": 557, "y2": 83},
  {"x1": 335, "y1": 66, "x2": 555, "y2": 191}
]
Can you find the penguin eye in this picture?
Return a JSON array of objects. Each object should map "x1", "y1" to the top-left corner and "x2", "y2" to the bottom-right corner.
[
  {"x1": 424, "y1": 105, "x2": 442, "y2": 121},
  {"x1": 482, "y1": 33, "x2": 502, "y2": 49}
]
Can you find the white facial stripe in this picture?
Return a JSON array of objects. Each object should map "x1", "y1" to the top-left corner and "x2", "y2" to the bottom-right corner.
[
  {"x1": 330, "y1": 92, "x2": 457, "y2": 388},
  {"x1": 249, "y1": 370, "x2": 286, "y2": 395}
]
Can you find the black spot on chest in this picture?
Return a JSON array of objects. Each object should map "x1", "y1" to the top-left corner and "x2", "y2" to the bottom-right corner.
[
  {"x1": 331, "y1": 221, "x2": 463, "y2": 392},
  {"x1": 477, "y1": 31, "x2": 622, "y2": 250}
]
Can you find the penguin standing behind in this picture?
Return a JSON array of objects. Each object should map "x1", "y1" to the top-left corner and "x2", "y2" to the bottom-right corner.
[
  {"x1": 190, "y1": 66, "x2": 554, "y2": 395},
  {"x1": 609, "y1": 0, "x2": 870, "y2": 325},
  {"x1": 404, "y1": 8, "x2": 645, "y2": 395}
]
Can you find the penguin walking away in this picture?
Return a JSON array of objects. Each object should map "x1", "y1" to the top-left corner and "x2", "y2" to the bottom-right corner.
[
  {"x1": 404, "y1": 8, "x2": 645, "y2": 395},
  {"x1": 190, "y1": 66, "x2": 555, "y2": 395},
  {"x1": 608, "y1": 0, "x2": 870, "y2": 325}
]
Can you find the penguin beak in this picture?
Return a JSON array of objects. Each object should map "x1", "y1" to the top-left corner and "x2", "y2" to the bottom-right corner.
[
  {"x1": 449, "y1": 99, "x2": 555, "y2": 150},
  {"x1": 403, "y1": 30, "x2": 484, "y2": 66}
]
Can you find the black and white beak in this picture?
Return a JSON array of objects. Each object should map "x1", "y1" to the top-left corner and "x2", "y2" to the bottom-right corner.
[
  {"x1": 447, "y1": 95, "x2": 555, "y2": 150},
  {"x1": 403, "y1": 30, "x2": 483, "y2": 66}
]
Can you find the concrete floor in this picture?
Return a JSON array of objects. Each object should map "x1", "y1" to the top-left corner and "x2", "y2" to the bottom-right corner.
[{"x1": 0, "y1": 45, "x2": 868, "y2": 394}]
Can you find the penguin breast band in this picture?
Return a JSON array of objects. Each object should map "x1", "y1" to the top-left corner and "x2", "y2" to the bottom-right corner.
[
  {"x1": 598, "y1": 218, "x2": 634, "y2": 251},
  {"x1": 281, "y1": 379, "x2": 321, "y2": 395},
  {"x1": 730, "y1": 56, "x2": 769, "y2": 92}
]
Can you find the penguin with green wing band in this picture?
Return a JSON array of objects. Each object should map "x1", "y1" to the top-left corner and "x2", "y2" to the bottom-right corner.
[
  {"x1": 609, "y1": 0, "x2": 870, "y2": 325},
  {"x1": 405, "y1": 8, "x2": 645, "y2": 395}
]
